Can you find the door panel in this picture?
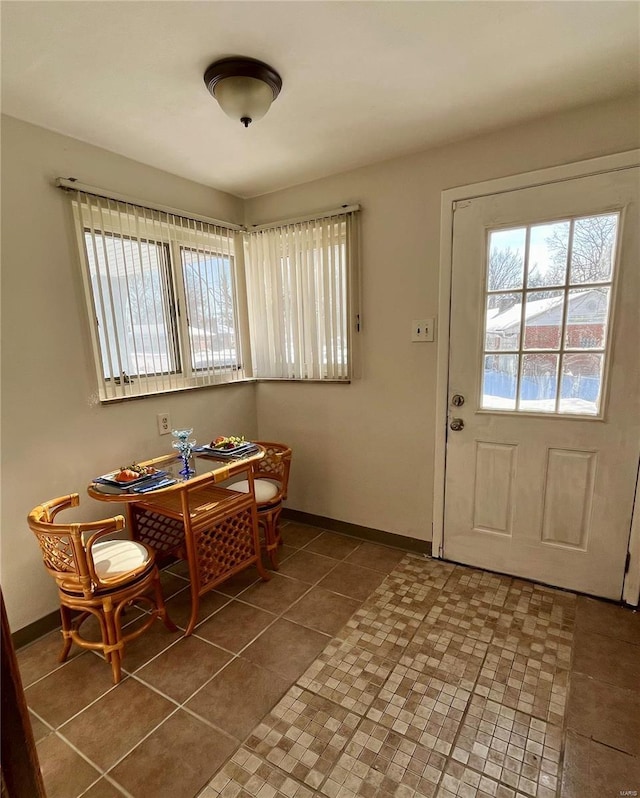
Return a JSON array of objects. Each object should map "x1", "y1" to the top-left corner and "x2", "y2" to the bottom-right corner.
[
  {"x1": 541, "y1": 448, "x2": 595, "y2": 548},
  {"x1": 472, "y1": 442, "x2": 516, "y2": 534},
  {"x1": 444, "y1": 168, "x2": 639, "y2": 599}
]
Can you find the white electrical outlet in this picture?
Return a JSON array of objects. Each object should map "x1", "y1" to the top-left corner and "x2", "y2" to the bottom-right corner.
[
  {"x1": 157, "y1": 413, "x2": 170, "y2": 435},
  {"x1": 411, "y1": 318, "x2": 435, "y2": 342}
]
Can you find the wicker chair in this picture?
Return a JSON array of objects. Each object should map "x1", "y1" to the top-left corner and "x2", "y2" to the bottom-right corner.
[
  {"x1": 27, "y1": 493, "x2": 176, "y2": 684},
  {"x1": 228, "y1": 442, "x2": 292, "y2": 569}
]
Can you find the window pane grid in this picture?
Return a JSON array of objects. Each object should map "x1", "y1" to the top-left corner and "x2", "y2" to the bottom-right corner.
[
  {"x1": 487, "y1": 279, "x2": 613, "y2": 294},
  {"x1": 69, "y1": 188, "x2": 359, "y2": 397},
  {"x1": 72, "y1": 190, "x2": 241, "y2": 401},
  {"x1": 482, "y1": 212, "x2": 618, "y2": 416},
  {"x1": 180, "y1": 242, "x2": 240, "y2": 382}
]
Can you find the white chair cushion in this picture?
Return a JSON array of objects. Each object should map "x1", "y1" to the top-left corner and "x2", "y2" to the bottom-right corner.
[
  {"x1": 91, "y1": 540, "x2": 150, "y2": 579},
  {"x1": 228, "y1": 478, "x2": 280, "y2": 503}
]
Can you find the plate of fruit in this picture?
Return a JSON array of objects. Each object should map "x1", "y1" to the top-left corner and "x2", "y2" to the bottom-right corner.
[
  {"x1": 195, "y1": 436, "x2": 256, "y2": 457},
  {"x1": 95, "y1": 464, "x2": 164, "y2": 488},
  {"x1": 210, "y1": 435, "x2": 247, "y2": 451}
]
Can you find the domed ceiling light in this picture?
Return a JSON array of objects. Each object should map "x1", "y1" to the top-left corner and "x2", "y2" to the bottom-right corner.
[{"x1": 204, "y1": 56, "x2": 282, "y2": 128}]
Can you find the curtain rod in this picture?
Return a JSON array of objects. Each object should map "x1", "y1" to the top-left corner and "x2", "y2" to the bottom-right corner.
[
  {"x1": 55, "y1": 178, "x2": 245, "y2": 231},
  {"x1": 248, "y1": 204, "x2": 361, "y2": 232}
]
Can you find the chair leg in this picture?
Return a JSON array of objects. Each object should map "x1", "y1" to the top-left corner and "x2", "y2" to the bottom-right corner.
[
  {"x1": 109, "y1": 648, "x2": 122, "y2": 684},
  {"x1": 268, "y1": 507, "x2": 285, "y2": 569},
  {"x1": 102, "y1": 598, "x2": 123, "y2": 684},
  {"x1": 58, "y1": 605, "x2": 73, "y2": 663},
  {"x1": 272, "y1": 507, "x2": 283, "y2": 549},
  {"x1": 262, "y1": 512, "x2": 280, "y2": 570}
]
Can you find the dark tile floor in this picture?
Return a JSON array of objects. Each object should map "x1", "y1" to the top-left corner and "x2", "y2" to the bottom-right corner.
[{"x1": 17, "y1": 521, "x2": 640, "y2": 798}]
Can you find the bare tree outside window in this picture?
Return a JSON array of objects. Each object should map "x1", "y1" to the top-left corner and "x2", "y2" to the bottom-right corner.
[
  {"x1": 527, "y1": 215, "x2": 616, "y2": 300},
  {"x1": 487, "y1": 247, "x2": 523, "y2": 312},
  {"x1": 548, "y1": 213, "x2": 617, "y2": 284},
  {"x1": 482, "y1": 213, "x2": 619, "y2": 415}
]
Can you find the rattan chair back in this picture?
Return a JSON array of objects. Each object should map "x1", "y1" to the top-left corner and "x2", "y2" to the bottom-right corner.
[
  {"x1": 253, "y1": 441, "x2": 292, "y2": 505},
  {"x1": 27, "y1": 493, "x2": 176, "y2": 683},
  {"x1": 28, "y1": 493, "x2": 135, "y2": 597},
  {"x1": 247, "y1": 442, "x2": 292, "y2": 568}
]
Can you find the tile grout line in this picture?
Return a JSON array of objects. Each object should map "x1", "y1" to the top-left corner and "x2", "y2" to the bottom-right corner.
[
  {"x1": 22, "y1": 529, "x2": 375, "y2": 689},
  {"x1": 429, "y1": 569, "x2": 514, "y2": 795},
  {"x1": 556, "y1": 606, "x2": 579, "y2": 798},
  {"x1": 26, "y1": 530, "x2": 368, "y2": 797},
  {"x1": 77, "y1": 536, "x2": 372, "y2": 795},
  {"x1": 188, "y1": 530, "x2": 401, "y2": 798},
  {"x1": 120, "y1": 536, "x2": 347, "y2": 680},
  {"x1": 29, "y1": 535, "x2": 582, "y2": 798},
  {"x1": 76, "y1": 771, "x2": 134, "y2": 798},
  {"x1": 186, "y1": 556, "x2": 401, "y2": 795},
  {"x1": 199, "y1": 553, "x2": 432, "y2": 798},
  {"x1": 233, "y1": 561, "x2": 574, "y2": 798},
  {"x1": 434, "y1": 572, "x2": 575, "y2": 797},
  {"x1": 211, "y1": 613, "x2": 399, "y2": 791}
]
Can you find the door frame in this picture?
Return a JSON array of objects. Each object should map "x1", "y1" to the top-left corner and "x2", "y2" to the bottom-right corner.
[{"x1": 433, "y1": 149, "x2": 640, "y2": 605}]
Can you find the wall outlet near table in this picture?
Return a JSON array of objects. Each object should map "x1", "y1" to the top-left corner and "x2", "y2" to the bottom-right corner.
[{"x1": 157, "y1": 413, "x2": 171, "y2": 435}]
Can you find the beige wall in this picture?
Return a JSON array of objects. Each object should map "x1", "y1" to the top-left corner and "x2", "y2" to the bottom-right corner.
[
  {"x1": 246, "y1": 95, "x2": 640, "y2": 539},
  {"x1": 0, "y1": 116, "x2": 257, "y2": 630},
  {"x1": 2, "y1": 94, "x2": 638, "y2": 632}
]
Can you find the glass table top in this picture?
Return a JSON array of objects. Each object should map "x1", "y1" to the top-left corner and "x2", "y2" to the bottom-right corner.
[{"x1": 90, "y1": 447, "x2": 263, "y2": 498}]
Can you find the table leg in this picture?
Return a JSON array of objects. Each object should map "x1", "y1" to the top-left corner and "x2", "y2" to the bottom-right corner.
[
  {"x1": 256, "y1": 555, "x2": 270, "y2": 582},
  {"x1": 184, "y1": 579, "x2": 200, "y2": 637},
  {"x1": 180, "y1": 494, "x2": 201, "y2": 637}
]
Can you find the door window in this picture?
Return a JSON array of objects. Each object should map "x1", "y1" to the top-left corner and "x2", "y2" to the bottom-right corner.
[{"x1": 481, "y1": 213, "x2": 618, "y2": 415}]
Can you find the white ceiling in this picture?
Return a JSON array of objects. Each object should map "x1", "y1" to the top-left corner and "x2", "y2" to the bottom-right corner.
[{"x1": 2, "y1": 1, "x2": 638, "y2": 198}]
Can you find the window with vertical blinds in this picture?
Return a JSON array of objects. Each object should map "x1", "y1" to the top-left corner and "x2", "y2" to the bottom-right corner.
[
  {"x1": 244, "y1": 210, "x2": 360, "y2": 380},
  {"x1": 63, "y1": 182, "x2": 360, "y2": 399},
  {"x1": 69, "y1": 189, "x2": 246, "y2": 401}
]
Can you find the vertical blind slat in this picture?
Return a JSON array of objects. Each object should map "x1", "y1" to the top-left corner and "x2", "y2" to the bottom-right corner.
[
  {"x1": 69, "y1": 188, "x2": 359, "y2": 397},
  {"x1": 244, "y1": 211, "x2": 359, "y2": 380},
  {"x1": 70, "y1": 190, "x2": 242, "y2": 400}
]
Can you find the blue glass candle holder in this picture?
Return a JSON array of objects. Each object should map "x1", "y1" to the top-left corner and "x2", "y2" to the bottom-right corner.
[{"x1": 171, "y1": 428, "x2": 196, "y2": 477}]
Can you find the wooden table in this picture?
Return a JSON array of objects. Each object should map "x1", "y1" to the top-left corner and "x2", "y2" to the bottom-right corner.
[{"x1": 88, "y1": 447, "x2": 270, "y2": 634}]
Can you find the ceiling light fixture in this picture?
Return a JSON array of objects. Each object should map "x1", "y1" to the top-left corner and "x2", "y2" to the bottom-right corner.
[{"x1": 204, "y1": 56, "x2": 282, "y2": 128}]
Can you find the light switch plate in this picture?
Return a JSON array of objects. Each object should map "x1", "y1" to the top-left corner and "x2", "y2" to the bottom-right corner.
[{"x1": 411, "y1": 318, "x2": 435, "y2": 342}]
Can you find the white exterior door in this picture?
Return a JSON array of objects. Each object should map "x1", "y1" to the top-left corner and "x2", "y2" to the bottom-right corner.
[{"x1": 443, "y1": 167, "x2": 639, "y2": 599}]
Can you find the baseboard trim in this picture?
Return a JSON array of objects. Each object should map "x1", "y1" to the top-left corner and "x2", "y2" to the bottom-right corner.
[
  {"x1": 13, "y1": 609, "x2": 61, "y2": 651},
  {"x1": 281, "y1": 509, "x2": 432, "y2": 556}
]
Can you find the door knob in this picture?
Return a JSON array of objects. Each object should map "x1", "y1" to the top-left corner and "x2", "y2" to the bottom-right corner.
[
  {"x1": 452, "y1": 394, "x2": 465, "y2": 407},
  {"x1": 450, "y1": 418, "x2": 464, "y2": 431}
]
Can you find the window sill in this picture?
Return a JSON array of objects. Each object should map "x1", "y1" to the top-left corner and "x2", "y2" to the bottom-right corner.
[
  {"x1": 99, "y1": 376, "x2": 257, "y2": 404},
  {"x1": 98, "y1": 375, "x2": 353, "y2": 403}
]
